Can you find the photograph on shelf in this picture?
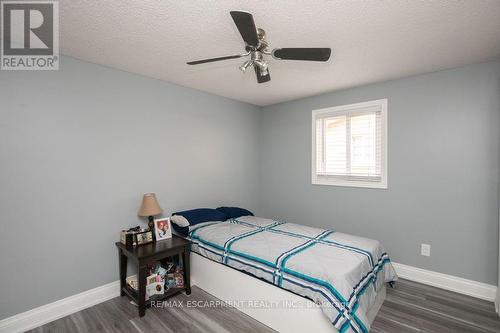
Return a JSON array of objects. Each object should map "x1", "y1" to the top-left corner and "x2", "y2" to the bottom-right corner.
[{"x1": 154, "y1": 217, "x2": 172, "y2": 241}]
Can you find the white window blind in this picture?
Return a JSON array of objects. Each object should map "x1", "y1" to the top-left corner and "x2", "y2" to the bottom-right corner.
[{"x1": 312, "y1": 99, "x2": 387, "y2": 188}]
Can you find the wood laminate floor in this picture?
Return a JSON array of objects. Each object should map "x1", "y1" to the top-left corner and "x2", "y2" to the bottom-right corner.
[
  {"x1": 371, "y1": 279, "x2": 500, "y2": 332},
  {"x1": 28, "y1": 279, "x2": 500, "y2": 333}
]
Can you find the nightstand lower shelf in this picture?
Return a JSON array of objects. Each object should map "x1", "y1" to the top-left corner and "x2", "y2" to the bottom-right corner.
[{"x1": 122, "y1": 285, "x2": 186, "y2": 307}]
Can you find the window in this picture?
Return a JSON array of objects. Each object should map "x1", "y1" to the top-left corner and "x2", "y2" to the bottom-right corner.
[{"x1": 312, "y1": 99, "x2": 387, "y2": 188}]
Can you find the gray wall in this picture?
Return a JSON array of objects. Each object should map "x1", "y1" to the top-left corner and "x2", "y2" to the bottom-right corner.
[
  {"x1": 1, "y1": 56, "x2": 499, "y2": 320},
  {"x1": 0, "y1": 56, "x2": 260, "y2": 319},
  {"x1": 259, "y1": 61, "x2": 500, "y2": 285},
  {"x1": 498, "y1": 75, "x2": 500, "y2": 311}
]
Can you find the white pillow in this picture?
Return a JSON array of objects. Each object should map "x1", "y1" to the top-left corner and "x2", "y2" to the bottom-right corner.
[{"x1": 170, "y1": 215, "x2": 190, "y2": 227}]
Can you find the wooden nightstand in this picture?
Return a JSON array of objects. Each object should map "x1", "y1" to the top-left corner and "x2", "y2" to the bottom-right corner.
[{"x1": 115, "y1": 235, "x2": 191, "y2": 317}]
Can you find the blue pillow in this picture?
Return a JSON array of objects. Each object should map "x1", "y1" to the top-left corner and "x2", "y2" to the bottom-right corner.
[
  {"x1": 171, "y1": 224, "x2": 189, "y2": 237},
  {"x1": 216, "y1": 207, "x2": 254, "y2": 219},
  {"x1": 172, "y1": 208, "x2": 227, "y2": 226}
]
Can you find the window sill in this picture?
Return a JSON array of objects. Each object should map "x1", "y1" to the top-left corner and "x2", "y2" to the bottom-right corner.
[{"x1": 312, "y1": 178, "x2": 387, "y2": 189}]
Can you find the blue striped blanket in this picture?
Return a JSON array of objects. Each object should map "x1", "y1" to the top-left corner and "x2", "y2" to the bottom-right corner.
[{"x1": 189, "y1": 216, "x2": 397, "y2": 333}]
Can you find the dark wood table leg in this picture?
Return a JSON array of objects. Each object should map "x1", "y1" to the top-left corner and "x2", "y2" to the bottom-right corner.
[
  {"x1": 138, "y1": 263, "x2": 147, "y2": 317},
  {"x1": 182, "y1": 250, "x2": 191, "y2": 295},
  {"x1": 118, "y1": 249, "x2": 127, "y2": 296}
]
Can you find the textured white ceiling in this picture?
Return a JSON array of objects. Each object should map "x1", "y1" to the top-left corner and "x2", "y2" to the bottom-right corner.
[{"x1": 61, "y1": 1, "x2": 500, "y2": 106}]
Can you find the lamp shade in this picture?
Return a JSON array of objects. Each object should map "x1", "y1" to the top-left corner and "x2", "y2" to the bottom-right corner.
[{"x1": 138, "y1": 193, "x2": 162, "y2": 217}]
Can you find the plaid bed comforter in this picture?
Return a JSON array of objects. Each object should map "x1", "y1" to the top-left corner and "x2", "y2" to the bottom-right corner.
[{"x1": 189, "y1": 216, "x2": 397, "y2": 333}]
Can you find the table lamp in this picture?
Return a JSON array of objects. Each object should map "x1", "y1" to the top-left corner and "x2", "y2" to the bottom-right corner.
[{"x1": 138, "y1": 193, "x2": 163, "y2": 237}]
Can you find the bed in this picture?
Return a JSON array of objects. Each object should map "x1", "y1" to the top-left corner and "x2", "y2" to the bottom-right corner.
[
  {"x1": 183, "y1": 215, "x2": 397, "y2": 333},
  {"x1": 182, "y1": 216, "x2": 397, "y2": 332}
]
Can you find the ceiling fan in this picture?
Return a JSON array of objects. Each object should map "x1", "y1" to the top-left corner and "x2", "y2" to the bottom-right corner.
[{"x1": 187, "y1": 11, "x2": 332, "y2": 83}]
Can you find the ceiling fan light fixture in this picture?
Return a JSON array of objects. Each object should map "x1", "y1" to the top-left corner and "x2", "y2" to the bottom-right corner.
[
  {"x1": 239, "y1": 60, "x2": 253, "y2": 73},
  {"x1": 253, "y1": 59, "x2": 267, "y2": 70},
  {"x1": 253, "y1": 59, "x2": 268, "y2": 75}
]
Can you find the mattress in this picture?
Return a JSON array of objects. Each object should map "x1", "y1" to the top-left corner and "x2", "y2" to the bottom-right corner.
[{"x1": 189, "y1": 216, "x2": 398, "y2": 333}]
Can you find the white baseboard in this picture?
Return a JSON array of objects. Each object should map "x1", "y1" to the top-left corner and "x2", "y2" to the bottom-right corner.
[
  {"x1": 392, "y1": 262, "x2": 497, "y2": 302},
  {"x1": 0, "y1": 263, "x2": 497, "y2": 332},
  {"x1": 0, "y1": 281, "x2": 120, "y2": 333}
]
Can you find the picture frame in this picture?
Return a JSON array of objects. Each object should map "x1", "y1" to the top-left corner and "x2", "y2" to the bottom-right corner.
[
  {"x1": 154, "y1": 217, "x2": 172, "y2": 241},
  {"x1": 134, "y1": 230, "x2": 153, "y2": 246}
]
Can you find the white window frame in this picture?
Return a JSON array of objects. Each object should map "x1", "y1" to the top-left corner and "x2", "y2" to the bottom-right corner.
[{"x1": 311, "y1": 99, "x2": 388, "y2": 189}]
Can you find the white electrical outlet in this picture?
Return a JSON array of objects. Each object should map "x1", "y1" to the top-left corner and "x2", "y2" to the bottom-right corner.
[{"x1": 421, "y1": 243, "x2": 431, "y2": 257}]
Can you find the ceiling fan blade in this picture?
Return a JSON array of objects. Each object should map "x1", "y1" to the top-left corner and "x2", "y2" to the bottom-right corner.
[
  {"x1": 230, "y1": 11, "x2": 259, "y2": 48},
  {"x1": 272, "y1": 48, "x2": 332, "y2": 61},
  {"x1": 187, "y1": 54, "x2": 243, "y2": 65},
  {"x1": 254, "y1": 66, "x2": 270, "y2": 83}
]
